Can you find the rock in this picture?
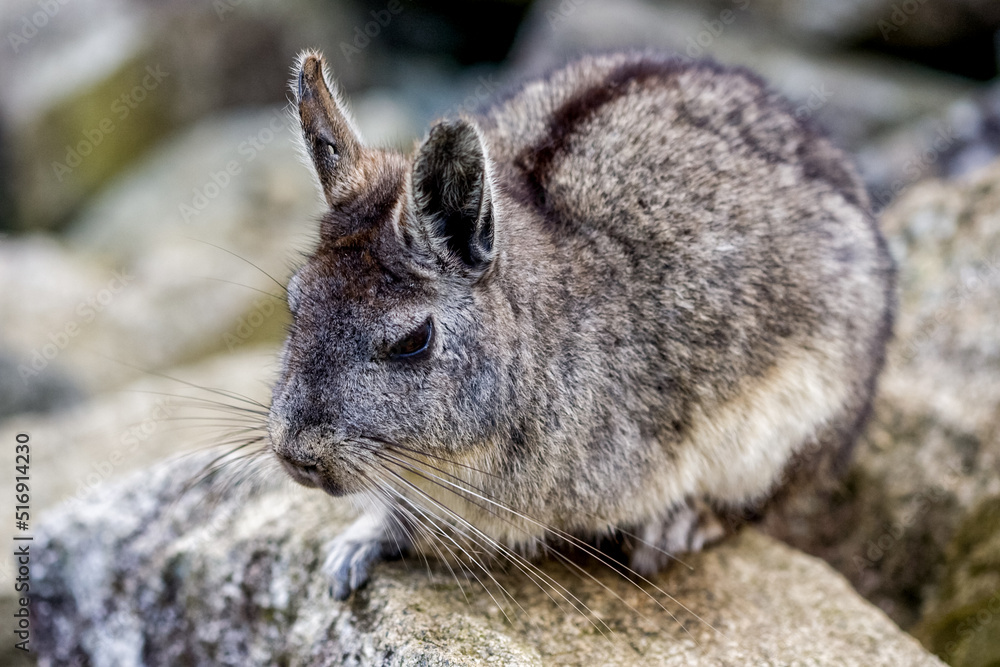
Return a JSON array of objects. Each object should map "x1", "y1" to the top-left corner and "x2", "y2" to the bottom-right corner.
[
  {"x1": 0, "y1": 108, "x2": 316, "y2": 404},
  {"x1": 509, "y1": 0, "x2": 974, "y2": 154},
  {"x1": 0, "y1": 0, "x2": 356, "y2": 232},
  {"x1": 0, "y1": 346, "x2": 82, "y2": 420},
  {"x1": 0, "y1": 346, "x2": 276, "y2": 666},
  {"x1": 740, "y1": 0, "x2": 1000, "y2": 51},
  {"x1": 914, "y1": 495, "x2": 1000, "y2": 667},
  {"x1": 759, "y1": 158, "x2": 1000, "y2": 638},
  {"x1": 32, "y1": 453, "x2": 943, "y2": 666},
  {"x1": 857, "y1": 80, "x2": 1000, "y2": 211},
  {"x1": 1, "y1": 0, "x2": 177, "y2": 233},
  {"x1": 0, "y1": 234, "x2": 143, "y2": 398}
]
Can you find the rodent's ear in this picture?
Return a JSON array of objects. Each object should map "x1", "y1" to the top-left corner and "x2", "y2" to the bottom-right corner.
[
  {"x1": 294, "y1": 50, "x2": 365, "y2": 207},
  {"x1": 409, "y1": 119, "x2": 496, "y2": 276}
]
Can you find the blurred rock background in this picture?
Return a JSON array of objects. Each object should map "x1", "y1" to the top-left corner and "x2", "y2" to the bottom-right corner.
[{"x1": 0, "y1": 0, "x2": 998, "y2": 665}]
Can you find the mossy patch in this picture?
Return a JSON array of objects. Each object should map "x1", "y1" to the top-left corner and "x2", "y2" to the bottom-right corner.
[
  {"x1": 915, "y1": 495, "x2": 1000, "y2": 666},
  {"x1": 13, "y1": 50, "x2": 179, "y2": 231}
]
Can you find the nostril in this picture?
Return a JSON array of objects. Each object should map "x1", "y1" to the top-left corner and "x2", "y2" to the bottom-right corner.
[
  {"x1": 272, "y1": 424, "x2": 341, "y2": 490},
  {"x1": 276, "y1": 452, "x2": 323, "y2": 488}
]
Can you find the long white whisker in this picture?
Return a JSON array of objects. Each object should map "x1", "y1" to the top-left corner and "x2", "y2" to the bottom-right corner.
[
  {"x1": 377, "y1": 473, "x2": 527, "y2": 623},
  {"x1": 376, "y1": 451, "x2": 723, "y2": 642},
  {"x1": 369, "y1": 477, "x2": 482, "y2": 608},
  {"x1": 377, "y1": 464, "x2": 619, "y2": 639}
]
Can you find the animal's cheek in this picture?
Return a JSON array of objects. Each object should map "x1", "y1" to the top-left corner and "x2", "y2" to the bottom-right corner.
[{"x1": 265, "y1": 410, "x2": 290, "y2": 453}]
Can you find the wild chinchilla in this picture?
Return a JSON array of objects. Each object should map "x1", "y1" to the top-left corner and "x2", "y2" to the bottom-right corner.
[{"x1": 267, "y1": 50, "x2": 895, "y2": 600}]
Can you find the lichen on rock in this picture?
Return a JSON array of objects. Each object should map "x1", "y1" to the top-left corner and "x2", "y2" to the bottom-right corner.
[{"x1": 32, "y1": 452, "x2": 942, "y2": 666}]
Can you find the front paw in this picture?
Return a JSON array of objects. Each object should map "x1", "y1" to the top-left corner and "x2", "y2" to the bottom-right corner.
[
  {"x1": 323, "y1": 534, "x2": 384, "y2": 600},
  {"x1": 322, "y1": 513, "x2": 407, "y2": 600},
  {"x1": 629, "y1": 499, "x2": 727, "y2": 576}
]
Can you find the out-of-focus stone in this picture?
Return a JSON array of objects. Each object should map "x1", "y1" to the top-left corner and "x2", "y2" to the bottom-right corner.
[
  {"x1": 0, "y1": 346, "x2": 81, "y2": 419},
  {"x1": 736, "y1": 0, "x2": 1000, "y2": 50},
  {"x1": 31, "y1": 452, "x2": 943, "y2": 666},
  {"x1": 0, "y1": 0, "x2": 355, "y2": 233},
  {"x1": 509, "y1": 0, "x2": 974, "y2": 155},
  {"x1": 915, "y1": 495, "x2": 1000, "y2": 667},
  {"x1": 760, "y1": 159, "x2": 1000, "y2": 639},
  {"x1": 0, "y1": 109, "x2": 317, "y2": 401},
  {"x1": 858, "y1": 81, "x2": 1000, "y2": 211}
]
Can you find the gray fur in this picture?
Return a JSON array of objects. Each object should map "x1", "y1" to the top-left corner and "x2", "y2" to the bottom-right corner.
[{"x1": 269, "y1": 51, "x2": 895, "y2": 597}]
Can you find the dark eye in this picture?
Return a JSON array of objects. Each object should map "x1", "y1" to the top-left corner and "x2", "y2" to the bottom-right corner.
[{"x1": 389, "y1": 318, "x2": 433, "y2": 360}]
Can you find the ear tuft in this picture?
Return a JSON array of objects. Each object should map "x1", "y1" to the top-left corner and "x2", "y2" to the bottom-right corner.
[{"x1": 410, "y1": 120, "x2": 496, "y2": 274}]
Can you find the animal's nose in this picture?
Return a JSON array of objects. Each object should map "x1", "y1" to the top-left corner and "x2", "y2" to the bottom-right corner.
[
  {"x1": 271, "y1": 422, "x2": 326, "y2": 488},
  {"x1": 276, "y1": 450, "x2": 324, "y2": 488}
]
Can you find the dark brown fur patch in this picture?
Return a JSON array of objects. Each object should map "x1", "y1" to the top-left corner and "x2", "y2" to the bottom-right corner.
[{"x1": 514, "y1": 59, "x2": 685, "y2": 215}]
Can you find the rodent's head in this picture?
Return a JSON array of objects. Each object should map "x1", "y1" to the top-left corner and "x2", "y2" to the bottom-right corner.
[{"x1": 269, "y1": 52, "x2": 507, "y2": 496}]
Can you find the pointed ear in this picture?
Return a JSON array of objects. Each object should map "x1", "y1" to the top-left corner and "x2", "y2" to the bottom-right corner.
[
  {"x1": 295, "y1": 51, "x2": 364, "y2": 207},
  {"x1": 409, "y1": 120, "x2": 496, "y2": 275}
]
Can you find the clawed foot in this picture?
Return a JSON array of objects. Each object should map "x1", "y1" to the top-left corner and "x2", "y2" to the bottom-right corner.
[
  {"x1": 629, "y1": 499, "x2": 727, "y2": 576},
  {"x1": 322, "y1": 513, "x2": 408, "y2": 600}
]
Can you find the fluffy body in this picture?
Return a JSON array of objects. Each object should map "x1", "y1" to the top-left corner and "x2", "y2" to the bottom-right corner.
[{"x1": 268, "y1": 51, "x2": 895, "y2": 596}]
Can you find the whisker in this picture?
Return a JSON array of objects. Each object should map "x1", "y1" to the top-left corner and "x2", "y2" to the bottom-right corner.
[
  {"x1": 386, "y1": 446, "x2": 700, "y2": 578},
  {"x1": 375, "y1": 450, "x2": 722, "y2": 642},
  {"x1": 124, "y1": 390, "x2": 270, "y2": 417},
  {"x1": 364, "y1": 473, "x2": 476, "y2": 606},
  {"x1": 161, "y1": 417, "x2": 268, "y2": 430},
  {"x1": 90, "y1": 358, "x2": 272, "y2": 412},
  {"x1": 373, "y1": 472, "x2": 490, "y2": 609},
  {"x1": 184, "y1": 237, "x2": 289, "y2": 295},
  {"x1": 356, "y1": 474, "x2": 416, "y2": 579},
  {"x1": 376, "y1": 468, "x2": 540, "y2": 628},
  {"x1": 365, "y1": 436, "x2": 502, "y2": 480},
  {"x1": 376, "y1": 457, "x2": 619, "y2": 635},
  {"x1": 376, "y1": 463, "x2": 618, "y2": 639},
  {"x1": 177, "y1": 436, "x2": 270, "y2": 497},
  {"x1": 354, "y1": 441, "x2": 650, "y2": 637},
  {"x1": 186, "y1": 434, "x2": 268, "y2": 455},
  {"x1": 165, "y1": 446, "x2": 276, "y2": 517},
  {"x1": 198, "y1": 276, "x2": 286, "y2": 301},
  {"x1": 357, "y1": 468, "x2": 438, "y2": 583},
  {"x1": 609, "y1": 525, "x2": 694, "y2": 571}
]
